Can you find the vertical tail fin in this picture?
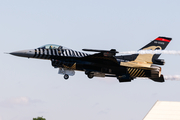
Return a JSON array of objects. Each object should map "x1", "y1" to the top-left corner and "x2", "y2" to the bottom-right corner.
[{"x1": 134, "y1": 36, "x2": 172, "y2": 63}]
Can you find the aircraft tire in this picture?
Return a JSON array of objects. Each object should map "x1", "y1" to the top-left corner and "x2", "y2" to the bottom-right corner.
[
  {"x1": 87, "y1": 73, "x2": 94, "y2": 79},
  {"x1": 64, "y1": 74, "x2": 69, "y2": 80}
]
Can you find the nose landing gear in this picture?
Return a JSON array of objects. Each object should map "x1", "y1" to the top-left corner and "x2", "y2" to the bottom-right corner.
[
  {"x1": 64, "y1": 74, "x2": 69, "y2": 80},
  {"x1": 58, "y1": 68, "x2": 75, "y2": 80}
]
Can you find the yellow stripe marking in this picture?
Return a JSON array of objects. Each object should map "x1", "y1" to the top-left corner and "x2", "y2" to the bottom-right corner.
[
  {"x1": 128, "y1": 68, "x2": 133, "y2": 74},
  {"x1": 138, "y1": 70, "x2": 144, "y2": 77},
  {"x1": 132, "y1": 69, "x2": 139, "y2": 77},
  {"x1": 130, "y1": 69, "x2": 136, "y2": 76},
  {"x1": 141, "y1": 72, "x2": 145, "y2": 77},
  {"x1": 63, "y1": 63, "x2": 76, "y2": 70},
  {"x1": 134, "y1": 69, "x2": 141, "y2": 77}
]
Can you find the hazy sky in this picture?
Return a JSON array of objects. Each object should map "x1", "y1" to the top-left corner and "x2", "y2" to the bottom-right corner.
[{"x1": 1, "y1": 0, "x2": 180, "y2": 120}]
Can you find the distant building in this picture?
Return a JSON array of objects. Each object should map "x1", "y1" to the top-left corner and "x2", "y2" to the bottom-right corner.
[{"x1": 143, "y1": 101, "x2": 180, "y2": 120}]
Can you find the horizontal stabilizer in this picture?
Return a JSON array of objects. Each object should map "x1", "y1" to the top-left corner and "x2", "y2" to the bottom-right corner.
[{"x1": 149, "y1": 74, "x2": 164, "y2": 82}]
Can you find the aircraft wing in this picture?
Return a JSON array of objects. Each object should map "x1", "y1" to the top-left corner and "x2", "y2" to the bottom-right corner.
[
  {"x1": 82, "y1": 49, "x2": 119, "y2": 57},
  {"x1": 82, "y1": 49, "x2": 119, "y2": 65}
]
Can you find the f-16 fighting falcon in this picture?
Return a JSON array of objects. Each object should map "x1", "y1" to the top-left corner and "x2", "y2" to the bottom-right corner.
[{"x1": 9, "y1": 37, "x2": 171, "y2": 83}]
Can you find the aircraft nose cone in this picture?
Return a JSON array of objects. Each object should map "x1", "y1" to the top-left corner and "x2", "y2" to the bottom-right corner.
[{"x1": 10, "y1": 49, "x2": 35, "y2": 58}]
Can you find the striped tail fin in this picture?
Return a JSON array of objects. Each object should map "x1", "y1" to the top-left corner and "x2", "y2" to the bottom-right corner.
[{"x1": 134, "y1": 36, "x2": 172, "y2": 63}]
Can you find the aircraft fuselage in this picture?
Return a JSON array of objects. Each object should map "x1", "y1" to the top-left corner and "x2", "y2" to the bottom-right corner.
[{"x1": 9, "y1": 36, "x2": 172, "y2": 82}]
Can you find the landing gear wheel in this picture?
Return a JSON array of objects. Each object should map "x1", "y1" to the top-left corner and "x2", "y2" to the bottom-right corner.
[
  {"x1": 87, "y1": 73, "x2": 94, "y2": 79},
  {"x1": 64, "y1": 74, "x2": 69, "y2": 80}
]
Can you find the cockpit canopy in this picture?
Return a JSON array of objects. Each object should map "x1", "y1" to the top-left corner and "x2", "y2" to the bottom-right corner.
[{"x1": 38, "y1": 44, "x2": 68, "y2": 49}]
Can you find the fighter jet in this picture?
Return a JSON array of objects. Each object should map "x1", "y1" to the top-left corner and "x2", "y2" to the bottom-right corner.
[{"x1": 9, "y1": 36, "x2": 171, "y2": 82}]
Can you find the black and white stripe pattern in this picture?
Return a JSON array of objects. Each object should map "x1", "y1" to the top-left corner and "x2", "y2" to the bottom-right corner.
[
  {"x1": 33, "y1": 48, "x2": 89, "y2": 59},
  {"x1": 62, "y1": 49, "x2": 89, "y2": 57}
]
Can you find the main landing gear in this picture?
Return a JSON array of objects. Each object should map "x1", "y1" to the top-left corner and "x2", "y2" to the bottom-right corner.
[
  {"x1": 87, "y1": 73, "x2": 94, "y2": 79},
  {"x1": 85, "y1": 71, "x2": 94, "y2": 79},
  {"x1": 117, "y1": 75, "x2": 134, "y2": 82}
]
